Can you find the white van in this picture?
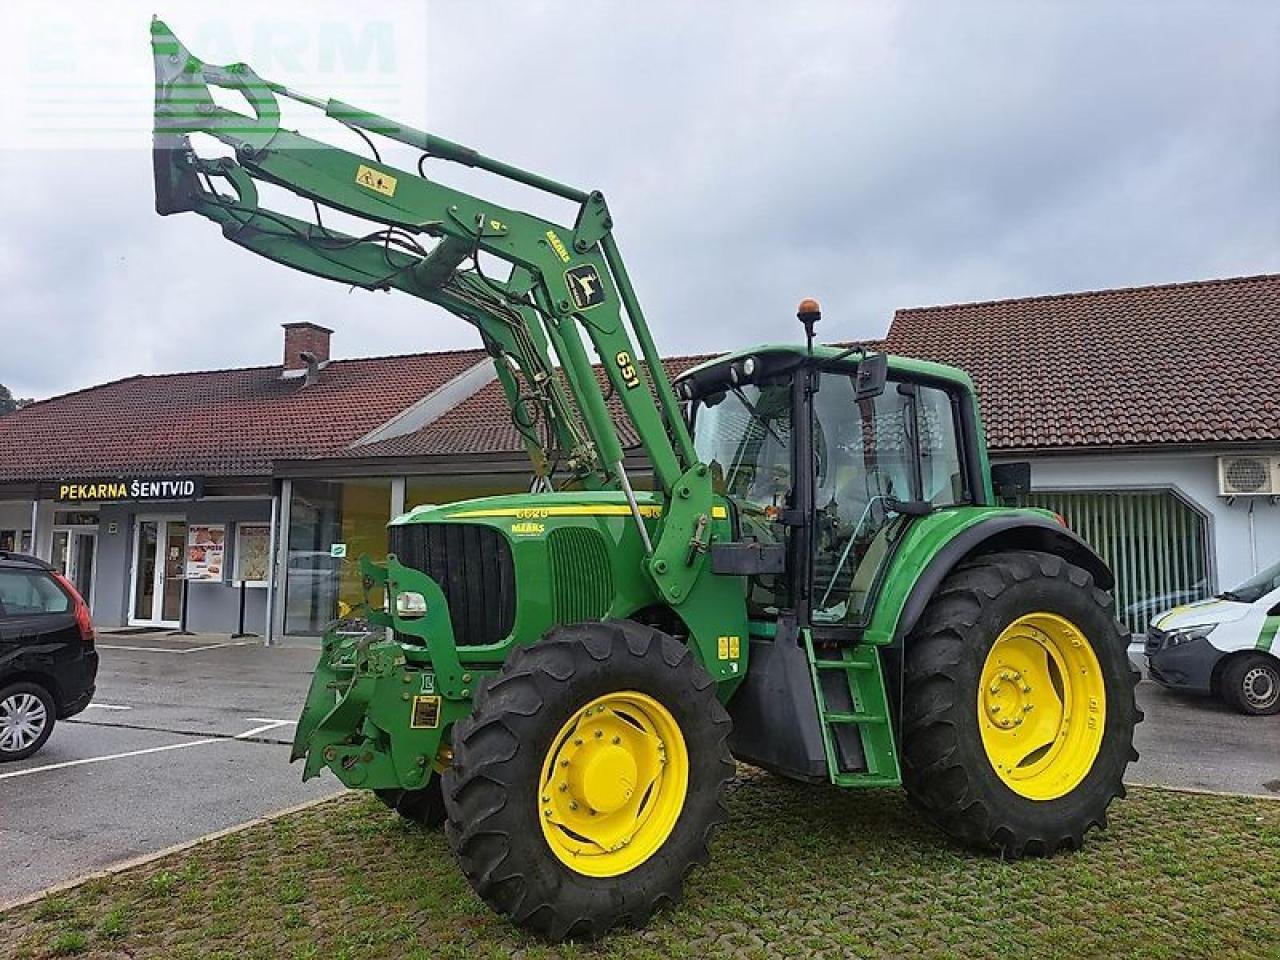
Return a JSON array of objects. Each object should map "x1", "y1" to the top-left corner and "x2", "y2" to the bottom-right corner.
[{"x1": 1145, "y1": 559, "x2": 1280, "y2": 715}]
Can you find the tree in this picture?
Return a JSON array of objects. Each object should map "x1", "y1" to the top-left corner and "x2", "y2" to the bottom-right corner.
[{"x1": 0, "y1": 383, "x2": 32, "y2": 415}]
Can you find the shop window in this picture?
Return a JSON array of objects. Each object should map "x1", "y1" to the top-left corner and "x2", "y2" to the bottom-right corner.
[
  {"x1": 284, "y1": 479, "x2": 392, "y2": 635},
  {"x1": 1017, "y1": 489, "x2": 1212, "y2": 635},
  {"x1": 54, "y1": 511, "x2": 99, "y2": 526}
]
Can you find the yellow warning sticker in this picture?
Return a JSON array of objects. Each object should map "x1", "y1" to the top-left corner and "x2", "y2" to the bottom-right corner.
[
  {"x1": 355, "y1": 164, "x2": 397, "y2": 197},
  {"x1": 717, "y1": 635, "x2": 741, "y2": 660},
  {"x1": 410, "y1": 695, "x2": 441, "y2": 729}
]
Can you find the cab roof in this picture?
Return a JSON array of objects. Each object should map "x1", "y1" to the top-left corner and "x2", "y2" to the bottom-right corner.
[{"x1": 676, "y1": 344, "x2": 977, "y2": 392}]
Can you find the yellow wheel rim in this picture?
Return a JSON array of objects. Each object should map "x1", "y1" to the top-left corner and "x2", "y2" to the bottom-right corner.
[
  {"x1": 538, "y1": 691, "x2": 688, "y2": 877},
  {"x1": 978, "y1": 612, "x2": 1106, "y2": 801}
]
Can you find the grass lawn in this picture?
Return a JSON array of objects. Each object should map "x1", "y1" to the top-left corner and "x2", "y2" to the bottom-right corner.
[{"x1": 2, "y1": 774, "x2": 1277, "y2": 960}]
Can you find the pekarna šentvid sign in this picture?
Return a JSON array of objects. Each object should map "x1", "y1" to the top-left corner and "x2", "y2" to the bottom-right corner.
[{"x1": 53, "y1": 477, "x2": 204, "y2": 503}]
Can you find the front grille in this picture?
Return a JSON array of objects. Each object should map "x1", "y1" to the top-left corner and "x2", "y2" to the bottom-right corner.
[
  {"x1": 389, "y1": 523, "x2": 516, "y2": 647},
  {"x1": 547, "y1": 527, "x2": 613, "y2": 624}
]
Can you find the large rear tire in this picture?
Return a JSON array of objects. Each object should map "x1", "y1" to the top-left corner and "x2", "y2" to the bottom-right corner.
[
  {"x1": 443, "y1": 620, "x2": 734, "y2": 941},
  {"x1": 902, "y1": 550, "x2": 1140, "y2": 856}
]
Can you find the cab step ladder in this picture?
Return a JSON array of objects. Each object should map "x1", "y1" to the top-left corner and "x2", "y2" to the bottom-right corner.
[{"x1": 803, "y1": 633, "x2": 901, "y2": 787}]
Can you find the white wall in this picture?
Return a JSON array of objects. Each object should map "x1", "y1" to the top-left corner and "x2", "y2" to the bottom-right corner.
[{"x1": 1009, "y1": 449, "x2": 1280, "y2": 591}]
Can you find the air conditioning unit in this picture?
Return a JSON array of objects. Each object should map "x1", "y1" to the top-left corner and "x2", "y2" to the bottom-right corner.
[{"x1": 1217, "y1": 455, "x2": 1280, "y2": 496}]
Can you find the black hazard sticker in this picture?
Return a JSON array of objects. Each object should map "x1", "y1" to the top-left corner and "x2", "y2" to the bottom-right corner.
[{"x1": 565, "y1": 264, "x2": 605, "y2": 310}]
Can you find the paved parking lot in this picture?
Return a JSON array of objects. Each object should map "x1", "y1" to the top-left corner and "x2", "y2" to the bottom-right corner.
[
  {"x1": 0, "y1": 634, "x2": 344, "y2": 906},
  {"x1": 0, "y1": 634, "x2": 1275, "y2": 909},
  {"x1": 1129, "y1": 679, "x2": 1279, "y2": 797}
]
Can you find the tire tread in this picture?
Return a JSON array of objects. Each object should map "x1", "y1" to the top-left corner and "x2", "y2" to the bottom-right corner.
[{"x1": 901, "y1": 549, "x2": 1141, "y2": 857}]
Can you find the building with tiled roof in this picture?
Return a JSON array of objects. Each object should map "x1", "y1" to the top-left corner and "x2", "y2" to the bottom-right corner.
[
  {"x1": 1, "y1": 275, "x2": 1276, "y2": 638},
  {"x1": 0, "y1": 343, "x2": 489, "y2": 482},
  {"x1": 883, "y1": 274, "x2": 1280, "y2": 452}
]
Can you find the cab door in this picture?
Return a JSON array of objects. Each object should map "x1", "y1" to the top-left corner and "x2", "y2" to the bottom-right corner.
[{"x1": 808, "y1": 373, "x2": 969, "y2": 627}]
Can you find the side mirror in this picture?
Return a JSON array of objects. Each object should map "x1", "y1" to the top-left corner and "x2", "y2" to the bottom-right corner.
[
  {"x1": 854, "y1": 353, "x2": 888, "y2": 401},
  {"x1": 991, "y1": 461, "x2": 1031, "y2": 500}
]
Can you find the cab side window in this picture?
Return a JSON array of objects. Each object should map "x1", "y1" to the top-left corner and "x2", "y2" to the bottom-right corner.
[{"x1": 915, "y1": 385, "x2": 967, "y2": 506}]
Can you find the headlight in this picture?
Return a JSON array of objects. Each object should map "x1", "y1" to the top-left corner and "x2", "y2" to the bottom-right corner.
[
  {"x1": 395, "y1": 591, "x2": 428, "y2": 619},
  {"x1": 1164, "y1": 624, "x2": 1216, "y2": 648}
]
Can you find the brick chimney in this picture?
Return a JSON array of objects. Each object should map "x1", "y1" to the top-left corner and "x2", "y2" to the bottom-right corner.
[{"x1": 282, "y1": 322, "x2": 333, "y2": 374}]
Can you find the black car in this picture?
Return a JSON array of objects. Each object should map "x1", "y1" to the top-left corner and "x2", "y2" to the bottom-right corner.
[{"x1": 0, "y1": 552, "x2": 98, "y2": 760}]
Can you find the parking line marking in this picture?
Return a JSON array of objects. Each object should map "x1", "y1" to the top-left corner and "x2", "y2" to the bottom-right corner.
[
  {"x1": 0, "y1": 720, "x2": 296, "y2": 782},
  {"x1": 96, "y1": 640, "x2": 259, "y2": 654},
  {"x1": 236, "y1": 720, "x2": 294, "y2": 739},
  {"x1": 0, "y1": 737, "x2": 220, "y2": 781},
  {"x1": 85, "y1": 703, "x2": 132, "y2": 711}
]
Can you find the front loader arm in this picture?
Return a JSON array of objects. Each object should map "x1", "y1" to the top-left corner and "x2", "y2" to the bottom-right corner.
[
  {"x1": 154, "y1": 18, "x2": 716, "y2": 570},
  {"x1": 152, "y1": 19, "x2": 713, "y2": 599}
]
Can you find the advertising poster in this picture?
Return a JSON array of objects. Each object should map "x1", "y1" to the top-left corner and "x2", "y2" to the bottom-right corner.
[
  {"x1": 186, "y1": 524, "x2": 226, "y2": 582},
  {"x1": 235, "y1": 523, "x2": 272, "y2": 587}
]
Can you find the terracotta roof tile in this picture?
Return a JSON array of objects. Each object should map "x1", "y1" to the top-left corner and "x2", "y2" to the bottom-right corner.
[
  {"x1": 5, "y1": 275, "x2": 1272, "y2": 482},
  {"x1": 883, "y1": 274, "x2": 1280, "y2": 451},
  {"x1": 0, "y1": 349, "x2": 487, "y2": 480}
]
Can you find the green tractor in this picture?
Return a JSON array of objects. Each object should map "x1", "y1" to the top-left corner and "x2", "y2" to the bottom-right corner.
[{"x1": 152, "y1": 20, "x2": 1140, "y2": 940}]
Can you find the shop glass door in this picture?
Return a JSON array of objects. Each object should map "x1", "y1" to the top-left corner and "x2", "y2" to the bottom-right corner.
[
  {"x1": 131, "y1": 517, "x2": 187, "y2": 626},
  {"x1": 52, "y1": 528, "x2": 98, "y2": 611}
]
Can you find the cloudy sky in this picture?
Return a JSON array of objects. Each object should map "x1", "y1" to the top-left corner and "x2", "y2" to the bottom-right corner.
[{"x1": 0, "y1": 0, "x2": 1276, "y2": 401}]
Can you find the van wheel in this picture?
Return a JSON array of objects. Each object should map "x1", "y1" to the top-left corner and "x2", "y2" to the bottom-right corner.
[
  {"x1": 0, "y1": 682, "x2": 56, "y2": 762},
  {"x1": 1221, "y1": 654, "x2": 1280, "y2": 715}
]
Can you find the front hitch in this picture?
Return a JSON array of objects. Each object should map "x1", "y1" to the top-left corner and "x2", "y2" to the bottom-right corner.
[{"x1": 290, "y1": 555, "x2": 474, "y2": 790}]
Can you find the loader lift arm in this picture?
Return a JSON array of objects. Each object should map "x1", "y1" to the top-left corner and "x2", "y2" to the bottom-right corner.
[{"x1": 151, "y1": 19, "x2": 712, "y2": 598}]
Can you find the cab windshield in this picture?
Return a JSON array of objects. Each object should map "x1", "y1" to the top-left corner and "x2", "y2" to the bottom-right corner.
[
  {"x1": 691, "y1": 381, "x2": 793, "y2": 513},
  {"x1": 1222, "y1": 559, "x2": 1280, "y2": 605}
]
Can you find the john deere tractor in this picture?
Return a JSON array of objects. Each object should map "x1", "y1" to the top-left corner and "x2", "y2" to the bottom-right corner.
[{"x1": 152, "y1": 20, "x2": 1140, "y2": 940}]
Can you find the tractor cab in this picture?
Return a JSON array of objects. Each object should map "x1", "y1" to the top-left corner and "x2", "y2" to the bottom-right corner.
[{"x1": 676, "y1": 332, "x2": 989, "y2": 638}]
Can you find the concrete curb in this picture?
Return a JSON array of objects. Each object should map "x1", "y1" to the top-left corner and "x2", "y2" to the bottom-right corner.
[
  {"x1": 1126, "y1": 780, "x2": 1280, "y2": 801},
  {"x1": 0, "y1": 790, "x2": 351, "y2": 914}
]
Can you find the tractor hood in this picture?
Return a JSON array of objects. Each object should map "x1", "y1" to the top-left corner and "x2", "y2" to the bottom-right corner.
[{"x1": 392, "y1": 490, "x2": 665, "y2": 526}]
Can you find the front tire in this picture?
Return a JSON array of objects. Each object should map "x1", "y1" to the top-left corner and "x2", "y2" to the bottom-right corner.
[
  {"x1": 0, "y1": 682, "x2": 56, "y2": 762},
  {"x1": 443, "y1": 620, "x2": 734, "y2": 941},
  {"x1": 374, "y1": 777, "x2": 447, "y2": 828},
  {"x1": 1221, "y1": 653, "x2": 1280, "y2": 715},
  {"x1": 902, "y1": 550, "x2": 1140, "y2": 856}
]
